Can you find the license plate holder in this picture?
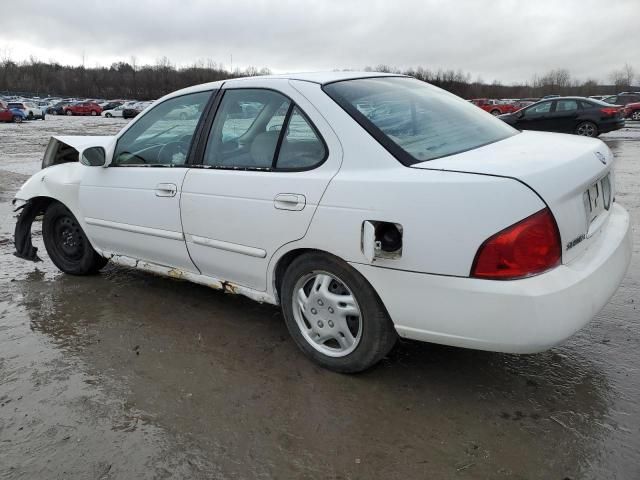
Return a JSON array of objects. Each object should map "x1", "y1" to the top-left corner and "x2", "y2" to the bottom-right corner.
[{"x1": 583, "y1": 174, "x2": 610, "y2": 226}]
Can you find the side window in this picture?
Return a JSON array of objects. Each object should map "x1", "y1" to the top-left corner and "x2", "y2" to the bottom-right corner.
[
  {"x1": 602, "y1": 96, "x2": 617, "y2": 104},
  {"x1": 276, "y1": 107, "x2": 326, "y2": 170},
  {"x1": 113, "y1": 90, "x2": 212, "y2": 166},
  {"x1": 204, "y1": 89, "x2": 291, "y2": 168},
  {"x1": 526, "y1": 101, "x2": 552, "y2": 116},
  {"x1": 555, "y1": 100, "x2": 579, "y2": 112}
]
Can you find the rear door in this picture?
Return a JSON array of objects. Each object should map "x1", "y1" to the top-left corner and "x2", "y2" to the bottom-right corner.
[
  {"x1": 180, "y1": 80, "x2": 342, "y2": 291},
  {"x1": 547, "y1": 98, "x2": 580, "y2": 132}
]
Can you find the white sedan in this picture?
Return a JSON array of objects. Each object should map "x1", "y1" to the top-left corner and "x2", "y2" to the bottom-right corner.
[
  {"x1": 101, "y1": 105, "x2": 126, "y2": 118},
  {"x1": 12, "y1": 72, "x2": 632, "y2": 372}
]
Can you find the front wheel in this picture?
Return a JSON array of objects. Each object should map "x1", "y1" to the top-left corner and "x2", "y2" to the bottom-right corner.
[
  {"x1": 281, "y1": 253, "x2": 397, "y2": 373},
  {"x1": 632, "y1": 111, "x2": 640, "y2": 121},
  {"x1": 43, "y1": 202, "x2": 108, "y2": 275},
  {"x1": 91, "y1": 110, "x2": 97, "y2": 116},
  {"x1": 490, "y1": 109, "x2": 501, "y2": 116},
  {"x1": 575, "y1": 121, "x2": 598, "y2": 137},
  {"x1": 13, "y1": 115, "x2": 22, "y2": 123},
  {"x1": 105, "y1": 112, "x2": 112, "y2": 118},
  {"x1": 65, "y1": 110, "x2": 73, "y2": 116}
]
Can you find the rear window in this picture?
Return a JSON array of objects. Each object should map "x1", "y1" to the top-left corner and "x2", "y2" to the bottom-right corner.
[{"x1": 323, "y1": 77, "x2": 516, "y2": 165}]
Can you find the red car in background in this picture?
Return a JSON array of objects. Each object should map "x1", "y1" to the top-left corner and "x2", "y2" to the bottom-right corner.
[
  {"x1": 0, "y1": 101, "x2": 26, "y2": 123},
  {"x1": 63, "y1": 102, "x2": 103, "y2": 116},
  {"x1": 623, "y1": 102, "x2": 640, "y2": 121},
  {"x1": 470, "y1": 98, "x2": 519, "y2": 115}
]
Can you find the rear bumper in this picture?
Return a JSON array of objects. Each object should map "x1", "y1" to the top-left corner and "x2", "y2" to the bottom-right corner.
[
  {"x1": 351, "y1": 203, "x2": 632, "y2": 353},
  {"x1": 599, "y1": 118, "x2": 625, "y2": 133}
]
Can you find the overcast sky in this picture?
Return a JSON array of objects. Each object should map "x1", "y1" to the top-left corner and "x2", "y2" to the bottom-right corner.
[{"x1": 1, "y1": 0, "x2": 638, "y2": 84}]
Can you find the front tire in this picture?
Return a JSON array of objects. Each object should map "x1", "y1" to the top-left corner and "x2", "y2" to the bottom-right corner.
[
  {"x1": 490, "y1": 109, "x2": 501, "y2": 116},
  {"x1": 43, "y1": 202, "x2": 108, "y2": 275},
  {"x1": 91, "y1": 110, "x2": 97, "y2": 116},
  {"x1": 105, "y1": 112, "x2": 112, "y2": 118},
  {"x1": 575, "y1": 121, "x2": 598, "y2": 137},
  {"x1": 281, "y1": 252, "x2": 397, "y2": 373},
  {"x1": 66, "y1": 110, "x2": 73, "y2": 116},
  {"x1": 13, "y1": 115, "x2": 23, "y2": 123},
  {"x1": 632, "y1": 111, "x2": 640, "y2": 121}
]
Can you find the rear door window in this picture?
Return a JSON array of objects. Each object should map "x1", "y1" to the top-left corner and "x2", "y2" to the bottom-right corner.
[
  {"x1": 555, "y1": 100, "x2": 579, "y2": 112},
  {"x1": 324, "y1": 77, "x2": 516, "y2": 165}
]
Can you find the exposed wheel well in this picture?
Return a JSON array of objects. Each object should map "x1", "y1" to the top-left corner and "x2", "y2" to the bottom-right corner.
[{"x1": 274, "y1": 248, "x2": 327, "y2": 301}]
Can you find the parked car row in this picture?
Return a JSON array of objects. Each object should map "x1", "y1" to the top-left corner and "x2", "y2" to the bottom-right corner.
[
  {"x1": 0, "y1": 94, "x2": 159, "y2": 123},
  {"x1": 471, "y1": 92, "x2": 640, "y2": 120},
  {"x1": 498, "y1": 97, "x2": 625, "y2": 137},
  {"x1": 0, "y1": 101, "x2": 27, "y2": 123}
]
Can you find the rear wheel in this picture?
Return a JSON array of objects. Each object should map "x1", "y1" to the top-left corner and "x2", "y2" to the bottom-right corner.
[
  {"x1": 575, "y1": 121, "x2": 598, "y2": 137},
  {"x1": 105, "y1": 112, "x2": 112, "y2": 118},
  {"x1": 27, "y1": 112, "x2": 34, "y2": 120},
  {"x1": 281, "y1": 252, "x2": 397, "y2": 373},
  {"x1": 43, "y1": 202, "x2": 108, "y2": 275},
  {"x1": 12, "y1": 115, "x2": 22, "y2": 123},
  {"x1": 632, "y1": 111, "x2": 640, "y2": 121},
  {"x1": 91, "y1": 110, "x2": 97, "y2": 116},
  {"x1": 66, "y1": 110, "x2": 73, "y2": 116},
  {"x1": 490, "y1": 109, "x2": 501, "y2": 116}
]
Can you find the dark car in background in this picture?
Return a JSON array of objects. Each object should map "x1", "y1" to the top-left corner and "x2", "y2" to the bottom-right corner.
[
  {"x1": 602, "y1": 93, "x2": 640, "y2": 107},
  {"x1": 498, "y1": 97, "x2": 625, "y2": 137},
  {"x1": 101, "y1": 101, "x2": 122, "y2": 111},
  {"x1": 47, "y1": 101, "x2": 71, "y2": 115}
]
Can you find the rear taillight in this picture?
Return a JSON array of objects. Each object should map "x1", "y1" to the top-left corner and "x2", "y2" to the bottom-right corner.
[
  {"x1": 471, "y1": 208, "x2": 561, "y2": 280},
  {"x1": 600, "y1": 107, "x2": 619, "y2": 117}
]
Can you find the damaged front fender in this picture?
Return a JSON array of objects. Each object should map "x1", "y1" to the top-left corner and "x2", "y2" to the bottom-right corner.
[{"x1": 13, "y1": 197, "x2": 52, "y2": 261}]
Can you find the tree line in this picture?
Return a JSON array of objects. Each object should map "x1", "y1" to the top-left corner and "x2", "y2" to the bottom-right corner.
[{"x1": 0, "y1": 54, "x2": 637, "y2": 101}]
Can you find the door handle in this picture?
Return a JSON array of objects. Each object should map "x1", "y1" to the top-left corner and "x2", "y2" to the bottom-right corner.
[
  {"x1": 155, "y1": 183, "x2": 177, "y2": 197},
  {"x1": 274, "y1": 193, "x2": 306, "y2": 211}
]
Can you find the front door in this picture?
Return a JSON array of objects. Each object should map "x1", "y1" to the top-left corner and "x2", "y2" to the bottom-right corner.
[
  {"x1": 518, "y1": 100, "x2": 554, "y2": 131},
  {"x1": 180, "y1": 85, "x2": 341, "y2": 290},
  {"x1": 79, "y1": 89, "x2": 214, "y2": 271}
]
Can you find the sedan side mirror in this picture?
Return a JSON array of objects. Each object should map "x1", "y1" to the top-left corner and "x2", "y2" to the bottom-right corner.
[{"x1": 81, "y1": 146, "x2": 106, "y2": 167}]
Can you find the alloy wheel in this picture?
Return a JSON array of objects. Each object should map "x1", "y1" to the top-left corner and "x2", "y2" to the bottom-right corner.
[{"x1": 576, "y1": 122, "x2": 596, "y2": 137}]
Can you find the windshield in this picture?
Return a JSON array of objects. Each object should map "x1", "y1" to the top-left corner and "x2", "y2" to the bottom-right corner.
[{"x1": 323, "y1": 77, "x2": 517, "y2": 165}]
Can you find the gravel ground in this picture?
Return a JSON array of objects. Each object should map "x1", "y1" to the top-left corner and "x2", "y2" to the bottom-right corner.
[{"x1": 0, "y1": 116, "x2": 639, "y2": 479}]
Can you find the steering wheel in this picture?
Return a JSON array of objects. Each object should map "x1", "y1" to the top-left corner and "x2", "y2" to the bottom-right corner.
[{"x1": 157, "y1": 141, "x2": 189, "y2": 165}]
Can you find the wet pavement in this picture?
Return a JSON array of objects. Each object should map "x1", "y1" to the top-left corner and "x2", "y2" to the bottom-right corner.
[{"x1": 0, "y1": 117, "x2": 639, "y2": 479}]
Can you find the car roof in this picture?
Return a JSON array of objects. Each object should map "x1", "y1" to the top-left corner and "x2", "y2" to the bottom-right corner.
[{"x1": 162, "y1": 71, "x2": 407, "y2": 101}]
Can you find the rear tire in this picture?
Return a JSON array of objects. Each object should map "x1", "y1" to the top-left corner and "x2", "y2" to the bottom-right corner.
[
  {"x1": 490, "y1": 109, "x2": 501, "y2": 116},
  {"x1": 575, "y1": 121, "x2": 598, "y2": 137},
  {"x1": 43, "y1": 202, "x2": 108, "y2": 275},
  {"x1": 91, "y1": 110, "x2": 97, "y2": 116},
  {"x1": 632, "y1": 111, "x2": 640, "y2": 121},
  {"x1": 105, "y1": 112, "x2": 112, "y2": 118},
  {"x1": 281, "y1": 252, "x2": 397, "y2": 373},
  {"x1": 13, "y1": 115, "x2": 22, "y2": 123},
  {"x1": 27, "y1": 112, "x2": 34, "y2": 120},
  {"x1": 66, "y1": 110, "x2": 73, "y2": 116}
]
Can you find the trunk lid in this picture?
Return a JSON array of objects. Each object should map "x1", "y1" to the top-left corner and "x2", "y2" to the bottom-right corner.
[{"x1": 412, "y1": 131, "x2": 614, "y2": 264}]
